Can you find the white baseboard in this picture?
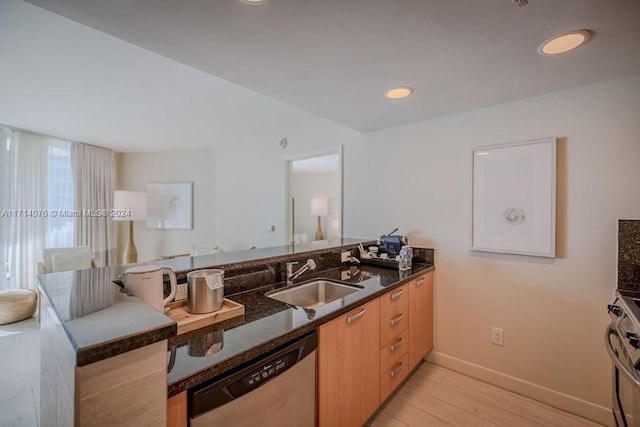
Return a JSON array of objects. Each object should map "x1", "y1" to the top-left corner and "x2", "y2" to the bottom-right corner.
[{"x1": 426, "y1": 351, "x2": 613, "y2": 426}]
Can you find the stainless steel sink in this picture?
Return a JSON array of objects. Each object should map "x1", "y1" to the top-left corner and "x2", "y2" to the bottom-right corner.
[{"x1": 266, "y1": 279, "x2": 360, "y2": 309}]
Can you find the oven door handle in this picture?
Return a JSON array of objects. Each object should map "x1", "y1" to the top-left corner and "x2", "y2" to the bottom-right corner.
[{"x1": 605, "y1": 324, "x2": 640, "y2": 388}]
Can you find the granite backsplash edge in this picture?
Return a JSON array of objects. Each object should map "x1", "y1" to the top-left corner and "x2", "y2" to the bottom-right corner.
[{"x1": 619, "y1": 219, "x2": 640, "y2": 293}]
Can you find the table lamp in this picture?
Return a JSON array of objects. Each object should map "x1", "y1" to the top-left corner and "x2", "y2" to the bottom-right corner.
[
  {"x1": 113, "y1": 191, "x2": 147, "y2": 264},
  {"x1": 310, "y1": 197, "x2": 328, "y2": 241}
]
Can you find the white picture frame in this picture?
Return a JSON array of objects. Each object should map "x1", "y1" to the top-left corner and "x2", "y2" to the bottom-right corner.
[
  {"x1": 472, "y1": 138, "x2": 556, "y2": 257},
  {"x1": 146, "y1": 182, "x2": 193, "y2": 230}
]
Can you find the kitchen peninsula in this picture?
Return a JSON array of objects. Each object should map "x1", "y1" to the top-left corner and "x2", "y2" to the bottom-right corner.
[{"x1": 38, "y1": 238, "x2": 434, "y2": 426}]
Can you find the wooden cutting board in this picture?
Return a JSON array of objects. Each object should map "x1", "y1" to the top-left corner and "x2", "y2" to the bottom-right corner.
[{"x1": 166, "y1": 298, "x2": 245, "y2": 335}]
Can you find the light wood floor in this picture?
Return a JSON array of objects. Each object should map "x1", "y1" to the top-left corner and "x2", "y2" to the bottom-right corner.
[
  {"x1": 369, "y1": 362, "x2": 604, "y2": 427},
  {"x1": 0, "y1": 319, "x2": 604, "y2": 427}
]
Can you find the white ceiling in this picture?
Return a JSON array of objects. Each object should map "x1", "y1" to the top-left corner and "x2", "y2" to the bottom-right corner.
[
  {"x1": 2, "y1": 0, "x2": 640, "y2": 152},
  {"x1": 0, "y1": 0, "x2": 316, "y2": 152}
]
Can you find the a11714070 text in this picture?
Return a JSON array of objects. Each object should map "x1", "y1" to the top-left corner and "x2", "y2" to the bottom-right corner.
[{"x1": 0, "y1": 209, "x2": 131, "y2": 218}]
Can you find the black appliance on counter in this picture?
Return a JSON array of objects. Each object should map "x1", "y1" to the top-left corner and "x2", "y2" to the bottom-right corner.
[{"x1": 378, "y1": 228, "x2": 408, "y2": 258}]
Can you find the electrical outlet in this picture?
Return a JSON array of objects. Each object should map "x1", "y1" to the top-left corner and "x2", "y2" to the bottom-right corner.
[
  {"x1": 491, "y1": 327, "x2": 504, "y2": 346},
  {"x1": 175, "y1": 283, "x2": 188, "y2": 301},
  {"x1": 341, "y1": 250, "x2": 351, "y2": 263}
]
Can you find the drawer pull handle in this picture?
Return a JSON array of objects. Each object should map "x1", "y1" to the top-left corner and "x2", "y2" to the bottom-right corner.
[
  {"x1": 391, "y1": 289, "x2": 404, "y2": 300},
  {"x1": 389, "y1": 313, "x2": 404, "y2": 326},
  {"x1": 416, "y1": 278, "x2": 426, "y2": 286},
  {"x1": 390, "y1": 362, "x2": 404, "y2": 378},
  {"x1": 390, "y1": 337, "x2": 404, "y2": 352},
  {"x1": 347, "y1": 309, "x2": 366, "y2": 324}
]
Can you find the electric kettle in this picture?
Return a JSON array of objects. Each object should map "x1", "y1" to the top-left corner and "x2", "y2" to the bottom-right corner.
[{"x1": 120, "y1": 265, "x2": 177, "y2": 312}]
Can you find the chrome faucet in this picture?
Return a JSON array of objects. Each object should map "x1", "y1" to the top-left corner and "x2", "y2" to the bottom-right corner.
[
  {"x1": 345, "y1": 255, "x2": 360, "y2": 264},
  {"x1": 286, "y1": 259, "x2": 317, "y2": 286}
]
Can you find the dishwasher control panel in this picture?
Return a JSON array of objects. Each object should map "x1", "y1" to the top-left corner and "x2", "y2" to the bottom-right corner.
[{"x1": 241, "y1": 350, "x2": 296, "y2": 391}]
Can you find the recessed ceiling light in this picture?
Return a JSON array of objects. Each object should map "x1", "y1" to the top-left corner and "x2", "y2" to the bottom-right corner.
[
  {"x1": 385, "y1": 86, "x2": 413, "y2": 99},
  {"x1": 538, "y1": 30, "x2": 591, "y2": 55},
  {"x1": 240, "y1": 0, "x2": 267, "y2": 4}
]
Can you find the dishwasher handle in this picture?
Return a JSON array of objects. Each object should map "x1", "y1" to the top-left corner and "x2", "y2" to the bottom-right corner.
[{"x1": 189, "y1": 330, "x2": 318, "y2": 418}]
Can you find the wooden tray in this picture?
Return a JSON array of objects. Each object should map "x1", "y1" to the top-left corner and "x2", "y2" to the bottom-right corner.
[{"x1": 166, "y1": 298, "x2": 245, "y2": 335}]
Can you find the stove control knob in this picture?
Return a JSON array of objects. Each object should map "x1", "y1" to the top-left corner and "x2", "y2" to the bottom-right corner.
[
  {"x1": 627, "y1": 332, "x2": 640, "y2": 349},
  {"x1": 608, "y1": 304, "x2": 623, "y2": 317}
]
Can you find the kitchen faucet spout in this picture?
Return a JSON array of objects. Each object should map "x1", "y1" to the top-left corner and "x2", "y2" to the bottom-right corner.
[{"x1": 286, "y1": 259, "x2": 317, "y2": 285}]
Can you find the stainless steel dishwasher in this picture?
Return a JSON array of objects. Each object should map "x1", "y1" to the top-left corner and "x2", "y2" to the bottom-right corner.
[{"x1": 189, "y1": 331, "x2": 317, "y2": 427}]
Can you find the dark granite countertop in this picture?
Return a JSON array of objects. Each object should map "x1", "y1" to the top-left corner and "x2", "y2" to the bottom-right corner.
[
  {"x1": 37, "y1": 268, "x2": 176, "y2": 366},
  {"x1": 36, "y1": 238, "x2": 375, "y2": 366},
  {"x1": 165, "y1": 263, "x2": 434, "y2": 397},
  {"x1": 37, "y1": 238, "x2": 434, "y2": 397}
]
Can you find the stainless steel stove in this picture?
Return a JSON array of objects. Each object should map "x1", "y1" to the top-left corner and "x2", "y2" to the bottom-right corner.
[{"x1": 606, "y1": 292, "x2": 640, "y2": 426}]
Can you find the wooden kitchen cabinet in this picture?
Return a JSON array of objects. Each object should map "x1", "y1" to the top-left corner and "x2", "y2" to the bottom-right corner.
[
  {"x1": 380, "y1": 284, "x2": 408, "y2": 321},
  {"x1": 75, "y1": 340, "x2": 168, "y2": 427},
  {"x1": 408, "y1": 272, "x2": 434, "y2": 370},
  {"x1": 379, "y1": 283, "x2": 409, "y2": 402},
  {"x1": 318, "y1": 269, "x2": 434, "y2": 426},
  {"x1": 167, "y1": 391, "x2": 187, "y2": 427},
  {"x1": 379, "y1": 329, "x2": 408, "y2": 377},
  {"x1": 40, "y1": 290, "x2": 169, "y2": 427},
  {"x1": 380, "y1": 285, "x2": 409, "y2": 349},
  {"x1": 380, "y1": 352, "x2": 409, "y2": 400},
  {"x1": 318, "y1": 299, "x2": 381, "y2": 427}
]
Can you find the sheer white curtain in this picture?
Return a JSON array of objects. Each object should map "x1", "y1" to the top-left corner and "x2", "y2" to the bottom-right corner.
[
  {"x1": 0, "y1": 128, "x2": 114, "y2": 289},
  {"x1": 5, "y1": 131, "x2": 49, "y2": 290},
  {"x1": 0, "y1": 128, "x2": 13, "y2": 290},
  {"x1": 72, "y1": 143, "x2": 116, "y2": 267}
]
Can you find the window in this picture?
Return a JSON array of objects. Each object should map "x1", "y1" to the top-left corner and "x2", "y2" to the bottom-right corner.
[
  {"x1": 0, "y1": 129, "x2": 75, "y2": 290},
  {"x1": 47, "y1": 140, "x2": 74, "y2": 247}
]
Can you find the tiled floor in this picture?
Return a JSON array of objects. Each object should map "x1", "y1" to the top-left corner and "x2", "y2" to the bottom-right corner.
[{"x1": 0, "y1": 318, "x2": 40, "y2": 427}]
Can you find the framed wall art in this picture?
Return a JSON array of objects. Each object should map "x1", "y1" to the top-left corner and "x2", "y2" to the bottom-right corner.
[
  {"x1": 471, "y1": 138, "x2": 556, "y2": 257},
  {"x1": 146, "y1": 182, "x2": 193, "y2": 230}
]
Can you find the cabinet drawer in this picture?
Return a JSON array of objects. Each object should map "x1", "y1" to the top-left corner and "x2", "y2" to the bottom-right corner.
[
  {"x1": 318, "y1": 299, "x2": 381, "y2": 427},
  {"x1": 380, "y1": 284, "x2": 408, "y2": 320},
  {"x1": 380, "y1": 353, "x2": 409, "y2": 402},
  {"x1": 380, "y1": 307, "x2": 408, "y2": 348},
  {"x1": 380, "y1": 329, "x2": 408, "y2": 376},
  {"x1": 408, "y1": 272, "x2": 433, "y2": 370}
]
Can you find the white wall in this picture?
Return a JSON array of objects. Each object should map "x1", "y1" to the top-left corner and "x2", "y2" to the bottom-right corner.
[
  {"x1": 344, "y1": 74, "x2": 640, "y2": 421},
  {"x1": 212, "y1": 120, "x2": 362, "y2": 250},
  {"x1": 115, "y1": 149, "x2": 216, "y2": 261}
]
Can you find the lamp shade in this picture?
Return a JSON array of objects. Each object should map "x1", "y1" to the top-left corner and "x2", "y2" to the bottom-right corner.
[
  {"x1": 310, "y1": 197, "x2": 329, "y2": 217},
  {"x1": 113, "y1": 191, "x2": 147, "y2": 221}
]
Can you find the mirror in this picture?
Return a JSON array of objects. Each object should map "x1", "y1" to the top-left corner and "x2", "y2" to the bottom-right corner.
[
  {"x1": 284, "y1": 147, "x2": 343, "y2": 246},
  {"x1": 116, "y1": 146, "x2": 343, "y2": 262}
]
